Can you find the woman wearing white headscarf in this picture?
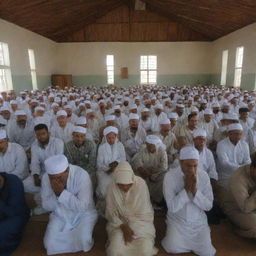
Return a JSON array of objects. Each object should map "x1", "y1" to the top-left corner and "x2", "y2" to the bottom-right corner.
[
  {"x1": 105, "y1": 161, "x2": 158, "y2": 256},
  {"x1": 96, "y1": 126, "x2": 126, "y2": 200},
  {"x1": 131, "y1": 135, "x2": 168, "y2": 204}
]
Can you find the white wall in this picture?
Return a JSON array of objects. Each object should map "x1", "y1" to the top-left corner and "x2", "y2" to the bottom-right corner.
[{"x1": 0, "y1": 18, "x2": 57, "y2": 92}]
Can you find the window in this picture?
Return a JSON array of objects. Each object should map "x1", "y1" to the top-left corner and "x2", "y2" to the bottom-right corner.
[
  {"x1": 106, "y1": 55, "x2": 114, "y2": 85},
  {"x1": 220, "y1": 50, "x2": 228, "y2": 86},
  {"x1": 0, "y1": 42, "x2": 13, "y2": 92},
  {"x1": 234, "y1": 46, "x2": 244, "y2": 88},
  {"x1": 140, "y1": 55, "x2": 157, "y2": 84},
  {"x1": 28, "y1": 49, "x2": 38, "y2": 90}
]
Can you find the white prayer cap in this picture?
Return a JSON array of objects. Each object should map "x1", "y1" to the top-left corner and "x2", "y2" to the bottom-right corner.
[
  {"x1": 0, "y1": 106, "x2": 10, "y2": 112},
  {"x1": 86, "y1": 109, "x2": 93, "y2": 114},
  {"x1": 105, "y1": 115, "x2": 115, "y2": 122},
  {"x1": 193, "y1": 128, "x2": 207, "y2": 138},
  {"x1": 15, "y1": 110, "x2": 27, "y2": 116},
  {"x1": 204, "y1": 108, "x2": 213, "y2": 115},
  {"x1": 78, "y1": 103, "x2": 85, "y2": 107},
  {"x1": 146, "y1": 135, "x2": 166, "y2": 150},
  {"x1": 56, "y1": 110, "x2": 67, "y2": 117},
  {"x1": 76, "y1": 116, "x2": 87, "y2": 125},
  {"x1": 227, "y1": 123, "x2": 243, "y2": 132},
  {"x1": 73, "y1": 126, "x2": 86, "y2": 134},
  {"x1": 141, "y1": 107, "x2": 150, "y2": 112},
  {"x1": 129, "y1": 104, "x2": 137, "y2": 110},
  {"x1": 222, "y1": 113, "x2": 238, "y2": 121},
  {"x1": 114, "y1": 105, "x2": 121, "y2": 110},
  {"x1": 129, "y1": 113, "x2": 139, "y2": 120},
  {"x1": 168, "y1": 112, "x2": 178, "y2": 119},
  {"x1": 176, "y1": 104, "x2": 185, "y2": 108},
  {"x1": 103, "y1": 126, "x2": 118, "y2": 136},
  {"x1": 10, "y1": 100, "x2": 17, "y2": 105},
  {"x1": 190, "y1": 106, "x2": 199, "y2": 113},
  {"x1": 0, "y1": 116, "x2": 7, "y2": 125},
  {"x1": 51, "y1": 103, "x2": 59, "y2": 108},
  {"x1": 44, "y1": 154, "x2": 69, "y2": 175},
  {"x1": 179, "y1": 146, "x2": 199, "y2": 160},
  {"x1": 160, "y1": 118, "x2": 171, "y2": 125},
  {"x1": 222, "y1": 101, "x2": 230, "y2": 107},
  {"x1": 35, "y1": 106, "x2": 45, "y2": 112},
  {"x1": 31, "y1": 99, "x2": 38, "y2": 104},
  {"x1": 154, "y1": 104, "x2": 163, "y2": 110},
  {"x1": 63, "y1": 104, "x2": 72, "y2": 109},
  {"x1": 0, "y1": 130, "x2": 7, "y2": 140},
  {"x1": 114, "y1": 161, "x2": 134, "y2": 184}
]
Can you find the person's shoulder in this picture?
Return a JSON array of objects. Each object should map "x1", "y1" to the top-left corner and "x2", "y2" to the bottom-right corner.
[
  {"x1": 9, "y1": 142, "x2": 24, "y2": 151},
  {"x1": 71, "y1": 165, "x2": 90, "y2": 179}
]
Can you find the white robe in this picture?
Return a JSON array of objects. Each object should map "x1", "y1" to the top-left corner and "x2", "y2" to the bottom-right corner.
[
  {"x1": 216, "y1": 137, "x2": 251, "y2": 189},
  {"x1": 42, "y1": 165, "x2": 98, "y2": 255},
  {"x1": 162, "y1": 166, "x2": 216, "y2": 256},
  {"x1": 50, "y1": 122, "x2": 74, "y2": 143},
  {"x1": 96, "y1": 140, "x2": 126, "y2": 198},
  {"x1": 151, "y1": 112, "x2": 168, "y2": 133}
]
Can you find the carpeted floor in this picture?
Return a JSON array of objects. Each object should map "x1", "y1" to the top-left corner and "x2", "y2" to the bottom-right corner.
[{"x1": 12, "y1": 212, "x2": 256, "y2": 256}]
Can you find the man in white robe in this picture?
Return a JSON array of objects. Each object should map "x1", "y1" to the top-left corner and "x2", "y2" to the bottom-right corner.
[
  {"x1": 139, "y1": 108, "x2": 152, "y2": 133},
  {"x1": 42, "y1": 154, "x2": 98, "y2": 255},
  {"x1": 151, "y1": 104, "x2": 168, "y2": 133},
  {"x1": 114, "y1": 105, "x2": 129, "y2": 130},
  {"x1": 162, "y1": 146, "x2": 216, "y2": 256},
  {"x1": 216, "y1": 123, "x2": 251, "y2": 190},
  {"x1": 63, "y1": 104, "x2": 78, "y2": 124},
  {"x1": 50, "y1": 110, "x2": 74, "y2": 143},
  {"x1": 105, "y1": 161, "x2": 158, "y2": 256}
]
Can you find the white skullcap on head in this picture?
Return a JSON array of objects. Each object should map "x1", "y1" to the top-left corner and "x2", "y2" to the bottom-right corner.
[
  {"x1": 44, "y1": 154, "x2": 69, "y2": 175},
  {"x1": 129, "y1": 113, "x2": 139, "y2": 120},
  {"x1": 212, "y1": 102, "x2": 220, "y2": 108},
  {"x1": 114, "y1": 161, "x2": 134, "y2": 185},
  {"x1": 73, "y1": 126, "x2": 86, "y2": 134},
  {"x1": 56, "y1": 110, "x2": 67, "y2": 117},
  {"x1": 86, "y1": 109, "x2": 93, "y2": 114},
  {"x1": 64, "y1": 104, "x2": 72, "y2": 109},
  {"x1": 114, "y1": 105, "x2": 121, "y2": 110},
  {"x1": 105, "y1": 115, "x2": 115, "y2": 121},
  {"x1": 146, "y1": 135, "x2": 166, "y2": 150},
  {"x1": 0, "y1": 106, "x2": 10, "y2": 112},
  {"x1": 51, "y1": 103, "x2": 59, "y2": 108},
  {"x1": 103, "y1": 126, "x2": 118, "y2": 136},
  {"x1": 15, "y1": 110, "x2": 27, "y2": 116},
  {"x1": 142, "y1": 107, "x2": 149, "y2": 112},
  {"x1": 222, "y1": 113, "x2": 238, "y2": 121},
  {"x1": 204, "y1": 108, "x2": 213, "y2": 115},
  {"x1": 176, "y1": 103, "x2": 185, "y2": 108},
  {"x1": 193, "y1": 128, "x2": 207, "y2": 138},
  {"x1": 154, "y1": 104, "x2": 163, "y2": 110},
  {"x1": 10, "y1": 100, "x2": 17, "y2": 105},
  {"x1": 0, "y1": 129, "x2": 7, "y2": 139},
  {"x1": 160, "y1": 118, "x2": 171, "y2": 125},
  {"x1": 76, "y1": 116, "x2": 87, "y2": 125},
  {"x1": 31, "y1": 99, "x2": 38, "y2": 103},
  {"x1": 129, "y1": 104, "x2": 137, "y2": 110},
  {"x1": 168, "y1": 112, "x2": 178, "y2": 119},
  {"x1": 227, "y1": 123, "x2": 243, "y2": 132},
  {"x1": 35, "y1": 106, "x2": 45, "y2": 112},
  {"x1": 179, "y1": 146, "x2": 199, "y2": 160},
  {"x1": 78, "y1": 103, "x2": 85, "y2": 107},
  {"x1": 190, "y1": 106, "x2": 199, "y2": 113}
]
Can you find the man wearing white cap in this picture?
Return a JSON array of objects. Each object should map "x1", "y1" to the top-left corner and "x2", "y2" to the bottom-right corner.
[
  {"x1": 156, "y1": 118, "x2": 179, "y2": 166},
  {"x1": 64, "y1": 105, "x2": 78, "y2": 124},
  {"x1": 131, "y1": 135, "x2": 168, "y2": 205},
  {"x1": 216, "y1": 123, "x2": 251, "y2": 190},
  {"x1": 0, "y1": 130, "x2": 29, "y2": 180},
  {"x1": 7, "y1": 110, "x2": 35, "y2": 154},
  {"x1": 140, "y1": 108, "x2": 152, "y2": 133},
  {"x1": 151, "y1": 104, "x2": 168, "y2": 133},
  {"x1": 167, "y1": 112, "x2": 178, "y2": 130},
  {"x1": 42, "y1": 154, "x2": 98, "y2": 255},
  {"x1": 96, "y1": 126, "x2": 126, "y2": 201},
  {"x1": 99, "y1": 115, "x2": 120, "y2": 143},
  {"x1": 114, "y1": 105, "x2": 129, "y2": 130},
  {"x1": 105, "y1": 161, "x2": 158, "y2": 256},
  {"x1": 162, "y1": 146, "x2": 216, "y2": 256},
  {"x1": 120, "y1": 113, "x2": 146, "y2": 161},
  {"x1": 86, "y1": 109, "x2": 100, "y2": 143},
  {"x1": 23, "y1": 123, "x2": 64, "y2": 215},
  {"x1": 64, "y1": 126, "x2": 96, "y2": 187},
  {"x1": 50, "y1": 110, "x2": 74, "y2": 143}
]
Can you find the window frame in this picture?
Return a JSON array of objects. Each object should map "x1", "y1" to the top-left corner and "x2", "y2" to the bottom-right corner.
[{"x1": 140, "y1": 55, "x2": 157, "y2": 85}]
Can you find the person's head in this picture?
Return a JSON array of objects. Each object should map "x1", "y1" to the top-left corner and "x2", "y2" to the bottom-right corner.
[
  {"x1": 56, "y1": 110, "x2": 68, "y2": 127},
  {"x1": 227, "y1": 124, "x2": 243, "y2": 145},
  {"x1": 10, "y1": 101, "x2": 18, "y2": 111},
  {"x1": 193, "y1": 128, "x2": 207, "y2": 152},
  {"x1": 114, "y1": 161, "x2": 134, "y2": 193},
  {"x1": 141, "y1": 109, "x2": 150, "y2": 120},
  {"x1": 176, "y1": 104, "x2": 184, "y2": 116},
  {"x1": 45, "y1": 154, "x2": 69, "y2": 188},
  {"x1": 154, "y1": 105, "x2": 163, "y2": 116},
  {"x1": 114, "y1": 107, "x2": 121, "y2": 117},
  {"x1": 34, "y1": 123, "x2": 50, "y2": 145},
  {"x1": 203, "y1": 109, "x2": 213, "y2": 123},
  {"x1": 128, "y1": 114, "x2": 139, "y2": 129},
  {"x1": 15, "y1": 110, "x2": 27, "y2": 127},
  {"x1": 168, "y1": 112, "x2": 178, "y2": 128},
  {"x1": 105, "y1": 115, "x2": 116, "y2": 127},
  {"x1": 0, "y1": 107, "x2": 11, "y2": 120},
  {"x1": 221, "y1": 104, "x2": 230, "y2": 113},
  {"x1": 0, "y1": 130, "x2": 8, "y2": 153},
  {"x1": 160, "y1": 119, "x2": 171, "y2": 134},
  {"x1": 129, "y1": 105, "x2": 137, "y2": 114},
  {"x1": 239, "y1": 107, "x2": 249, "y2": 121},
  {"x1": 64, "y1": 106, "x2": 72, "y2": 117},
  {"x1": 34, "y1": 106, "x2": 45, "y2": 117},
  {"x1": 72, "y1": 126, "x2": 86, "y2": 147},
  {"x1": 104, "y1": 126, "x2": 118, "y2": 145},
  {"x1": 188, "y1": 113, "x2": 198, "y2": 130},
  {"x1": 179, "y1": 146, "x2": 199, "y2": 176},
  {"x1": 145, "y1": 135, "x2": 164, "y2": 154},
  {"x1": 250, "y1": 155, "x2": 256, "y2": 183},
  {"x1": 86, "y1": 110, "x2": 95, "y2": 120}
]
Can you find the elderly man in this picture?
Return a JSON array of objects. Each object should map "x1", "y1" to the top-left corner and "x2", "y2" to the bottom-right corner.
[
  {"x1": 63, "y1": 104, "x2": 78, "y2": 124},
  {"x1": 0, "y1": 172, "x2": 30, "y2": 254},
  {"x1": 113, "y1": 105, "x2": 129, "y2": 130},
  {"x1": 64, "y1": 126, "x2": 96, "y2": 187},
  {"x1": 50, "y1": 110, "x2": 74, "y2": 143},
  {"x1": 42, "y1": 154, "x2": 98, "y2": 255},
  {"x1": 121, "y1": 113, "x2": 146, "y2": 161},
  {"x1": 131, "y1": 135, "x2": 168, "y2": 205},
  {"x1": 162, "y1": 146, "x2": 216, "y2": 256},
  {"x1": 7, "y1": 110, "x2": 35, "y2": 152},
  {"x1": 151, "y1": 104, "x2": 167, "y2": 133},
  {"x1": 139, "y1": 108, "x2": 152, "y2": 133},
  {"x1": 222, "y1": 156, "x2": 256, "y2": 238},
  {"x1": 96, "y1": 126, "x2": 126, "y2": 200},
  {"x1": 105, "y1": 161, "x2": 158, "y2": 256},
  {"x1": 216, "y1": 123, "x2": 251, "y2": 190}
]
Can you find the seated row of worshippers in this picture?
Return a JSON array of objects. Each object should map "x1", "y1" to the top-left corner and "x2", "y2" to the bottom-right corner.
[{"x1": 0, "y1": 85, "x2": 256, "y2": 256}]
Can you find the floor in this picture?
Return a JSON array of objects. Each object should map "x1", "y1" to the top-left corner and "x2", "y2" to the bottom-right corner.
[{"x1": 12, "y1": 212, "x2": 256, "y2": 256}]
